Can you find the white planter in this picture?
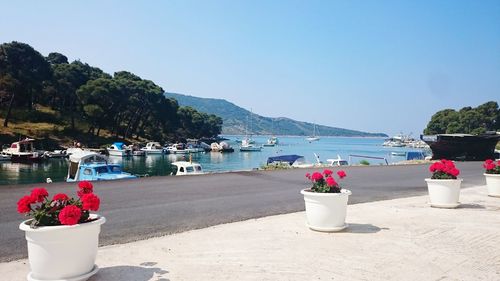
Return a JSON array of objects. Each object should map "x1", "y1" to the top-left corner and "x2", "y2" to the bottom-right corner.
[
  {"x1": 484, "y1": 173, "x2": 500, "y2": 197},
  {"x1": 425, "y1": 178, "x2": 462, "y2": 208},
  {"x1": 19, "y1": 215, "x2": 106, "y2": 281},
  {"x1": 300, "y1": 189, "x2": 351, "y2": 232}
]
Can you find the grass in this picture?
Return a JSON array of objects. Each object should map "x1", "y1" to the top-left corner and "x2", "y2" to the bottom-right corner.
[{"x1": 0, "y1": 105, "x2": 147, "y2": 150}]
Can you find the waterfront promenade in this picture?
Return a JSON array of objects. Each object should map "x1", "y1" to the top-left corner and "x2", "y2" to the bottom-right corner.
[
  {"x1": 1, "y1": 185, "x2": 498, "y2": 280},
  {"x1": 0, "y1": 162, "x2": 486, "y2": 262}
]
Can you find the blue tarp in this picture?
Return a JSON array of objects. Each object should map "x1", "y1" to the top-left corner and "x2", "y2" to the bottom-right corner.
[
  {"x1": 406, "y1": 151, "x2": 425, "y2": 160},
  {"x1": 113, "y1": 142, "x2": 124, "y2": 149},
  {"x1": 267, "y1": 155, "x2": 303, "y2": 165}
]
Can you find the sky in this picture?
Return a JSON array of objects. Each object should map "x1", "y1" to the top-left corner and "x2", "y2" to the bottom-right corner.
[{"x1": 1, "y1": 0, "x2": 499, "y2": 136}]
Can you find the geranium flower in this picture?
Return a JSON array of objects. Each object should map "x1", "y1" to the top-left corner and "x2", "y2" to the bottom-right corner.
[
  {"x1": 30, "y1": 188, "x2": 48, "y2": 203},
  {"x1": 311, "y1": 172, "x2": 323, "y2": 181},
  {"x1": 326, "y1": 176, "x2": 337, "y2": 187},
  {"x1": 17, "y1": 195, "x2": 35, "y2": 214},
  {"x1": 337, "y1": 170, "x2": 346, "y2": 179},
  {"x1": 58, "y1": 205, "x2": 82, "y2": 225},
  {"x1": 323, "y1": 169, "x2": 333, "y2": 176},
  {"x1": 305, "y1": 173, "x2": 311, "y2": 179},
  {"x1": 53, "y1": 193, "x2": 69, "y2": 202},
  {"x1": 77, "y1": 180, "x2": 94, "y2": 197},
  {"x1": 81, "y1": 193, "x2": 100, "y2": 211}
]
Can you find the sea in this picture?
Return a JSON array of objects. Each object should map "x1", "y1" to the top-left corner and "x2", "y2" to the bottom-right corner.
[{"x1": 0, "y1": 136, "x2": 427, "y2": 185}]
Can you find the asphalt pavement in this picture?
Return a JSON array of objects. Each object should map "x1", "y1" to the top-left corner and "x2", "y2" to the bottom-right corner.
[{"x1": 0, "y1": 162, "x2": 486, "y2": 262}]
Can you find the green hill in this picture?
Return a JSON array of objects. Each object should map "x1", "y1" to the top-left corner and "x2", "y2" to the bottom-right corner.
[{"x1": 165, "y1": 92, "x2": 388, "y2": 137}]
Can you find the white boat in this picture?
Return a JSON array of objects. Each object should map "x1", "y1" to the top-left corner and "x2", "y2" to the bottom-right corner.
[
  {"x1": 2, "y1": 138, "x2": 44, "y2": 163},
  {"x1": 263, "y1": 136, "x2": 279, "y2": 147},
  {"x1": 326, "y1": 155, "x2": 349, "y2": 166},
  {"x1": 43, "y1": 150, "x2": 67, "y2": 159},
  {"x1": 66, "y1": 150, "x2": 136, "y2": 182},
  {"x1": 0, "y1": 151, "x2": 11, "y2": 161},
  {"x1": 306, "y1": 123, "x2": 320, "y2": 142},
  {"x1": 166, "y1": 143, "x2": 190, "y2": 154},
  {"x1": 210, "y1": 142, "x2": 234, "y2": 152},
  {"x1": 240, "y1": 138, "x2": 262, "y2": 152},
  {"x1": 140, "y1": 142, "x2": 164, "y2": 155},
  {"x1": 171, "y1": 161, "x2": 204, "y2": 176},
  {"x1": 107, "y1": 142, "x2": 132, "y2": 157}
]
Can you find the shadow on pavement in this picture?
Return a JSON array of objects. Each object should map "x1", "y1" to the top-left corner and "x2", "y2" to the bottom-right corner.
[
  {"x1": 88, "y1": 263, "x2": 169, "y2": 281},
  {"x1": 343, "y1": 223, "x2": 386, "y2": 234}
]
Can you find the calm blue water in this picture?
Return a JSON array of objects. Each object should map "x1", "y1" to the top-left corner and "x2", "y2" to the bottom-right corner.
[{"x1": 0, "y1": 136, "x2": 425, "y2": 185}]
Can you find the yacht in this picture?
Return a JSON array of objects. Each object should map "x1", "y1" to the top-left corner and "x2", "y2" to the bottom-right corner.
[
  {"x1": 240, "y1": 138, "x2": 262, "y2": 152},
  {"x1": 306, "y1": 123, "x2": 320, "y2": 142},
  {"x1": 66, "y1": 150, "x2": 136, "y2": 182},
  {"x1": 2, "y1": 138, "x2": 44, "y2": 163},
  {"x1": 107, "y1": 142, "x2": 132, "y2": 157},
  {"x1": 263, "y1": 136, "x2": 279, "y2": 147},
  {"x1": 171, "y1": 161, "x2": 204, "y2": 176},
  {"x1": 140, "y1": 142, "x2": 165, "y2": 155}
]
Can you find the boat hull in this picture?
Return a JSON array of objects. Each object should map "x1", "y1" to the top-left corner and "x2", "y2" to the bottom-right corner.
[{"x1": 422, "y1": 134, "x2": 500, "y2": 161}]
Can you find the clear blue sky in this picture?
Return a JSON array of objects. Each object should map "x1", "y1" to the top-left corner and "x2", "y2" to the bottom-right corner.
[{"x1": 1, "y1": 0, "x2": 499, "y2": 136}]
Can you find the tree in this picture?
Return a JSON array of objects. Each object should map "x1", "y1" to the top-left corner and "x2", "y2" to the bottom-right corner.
[
  {"x1": 0, "y1": 41, "x2": 51, "y2": 127},
  {"x1": 46, "y1": 52, "x2": 68, "y2": 65}
]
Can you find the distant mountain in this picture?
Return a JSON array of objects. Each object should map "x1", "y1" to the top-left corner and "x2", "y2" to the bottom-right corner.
[{"x1": 165, "y1": 92, "x2": 388, "y2": 137}]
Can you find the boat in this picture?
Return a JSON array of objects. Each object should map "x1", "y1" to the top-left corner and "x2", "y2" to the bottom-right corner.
[
  {"x1": 210, "y1": 141, "x2": 234, "y2": 152},
  {"x1": 266, "y1": 154, "x2": 311, "y2": 167},
  {"x1": 128, "y1": 144, "x2": 145, "y2": 156},
  {"x1": 43, "y1": 150, "x2": 67, "y2": 159},
  {"x1": 107, "y1": 142, "x2": 132, "y2": 157},
  {"x1": 2, "y1": 138, "x2": 44, "y2": 163},
  {"x1": 306, "y1": 123, "x2": 320, "y2": 142},
  {"x1": 66, "y1": 150, "x2": 136, "y2": 182},
  {"x1": 165, "y1": 143, "x2": 190, "y2": 154},
  {"x1": 140, "y1": 142, "x2": 165, "y2": 155},
  {"x1": 240, "y1": 138, "x2": 262, "y2": 152},
  {"x1": 171, "y1": 161, "x2": 204, "y2": 176},
  {"x1": 326, "y1": 155, "x2": 349, "y2": 166},
  {"x1": 263, "y1": 136, "x2": 279, "y2": 147},
  {"x1": 0, "y1": 151, "x2": 11, "y2": 161},
  {"x1": 421, "y1": 133, "x2": 500, "y2": 161}
]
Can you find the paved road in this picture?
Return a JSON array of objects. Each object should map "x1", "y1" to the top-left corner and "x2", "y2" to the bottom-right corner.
[{"x1": 0, "y1": 162, "x2": 485, "y2": 262}]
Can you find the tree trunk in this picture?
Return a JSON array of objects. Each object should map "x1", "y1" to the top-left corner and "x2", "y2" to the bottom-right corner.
[{"x1": 3, "y1": 91, "x2": 15, "y2": 127}]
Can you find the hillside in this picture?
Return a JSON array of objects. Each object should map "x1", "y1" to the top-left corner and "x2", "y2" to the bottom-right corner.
[{"x1": 165, "y1": 93, "x2": 388, "y2": 137}]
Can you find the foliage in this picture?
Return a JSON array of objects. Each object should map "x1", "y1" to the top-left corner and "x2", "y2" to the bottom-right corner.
[
  {"x1": 305, "y1": 169, "x2": 347, "y2": 193},
  {"x1": 359, "y1": 160, "x2": 370, "y2": 165},
  {"x1": 260, "y1": 162, "x2": 292, "y2": 170},
  {"x1": 483, "y1": 159, "x2": 500, "y2": 174},
  {"x1": 17, "y1": 181, "x2": 100, "y2": 227},
  {"x1": 429, "y1": 159, "x2": 460, "y2": 179},
  {"x1": 0, "y1": 41, "x2": 222, "y2": 141},
  {"x1": 424, "y1": 102, "x2": 499, "y2": 135}
]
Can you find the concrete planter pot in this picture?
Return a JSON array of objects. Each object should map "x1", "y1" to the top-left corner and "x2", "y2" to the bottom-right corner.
[
  {"x1": 19, "y1": 215, "x2": 106, "y2": 281},
  {"x1": 300, "y1": 189, "x2": 351, "y2": 232},
  {"x1": 425, "y1": 178, "x2": 462, "y2": 208},
  {"x1": 484, "y1": 173, "x2": 500, "y2": 197}
]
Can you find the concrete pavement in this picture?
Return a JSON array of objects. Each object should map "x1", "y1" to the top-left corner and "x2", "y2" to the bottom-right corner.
[{"x1": 2, "y1": 185, "x2": 499, "y2": 281}]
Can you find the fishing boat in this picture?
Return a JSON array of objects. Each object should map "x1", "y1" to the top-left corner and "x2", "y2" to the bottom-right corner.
[
  {"x1": 140, "y1": 142, "x2": 165, "y2": 155},
  {"x1": 171, "y1": 161, "x2": 204, "y2": 176},
  {"x1": 2, "y1": 138, "x2": 44, "y2": 163},
  {"x1": 107, "y1": 142, "x2": 132, "y2": 157},
  {"x1": 421, "y1": 133, "x2": 500, "y2": 161},
  {"x1": 240, "y1": 138, "x2": 262, "y2": 152},
  {"x1": 306, "y1": 123, "x2": 320, "y2": 142},
  {"x1": 66, "y1": 150, "x2": 136, "y2": 182},
  {"x1": 165, "y1": 143, "x2": 190, "y2": 154},
  {"x1": 263, "y1": 136, "x2": 279, "y2": 147},
  {"x1": 43, "y1": 150, "x2": 67, "y2": 159}
]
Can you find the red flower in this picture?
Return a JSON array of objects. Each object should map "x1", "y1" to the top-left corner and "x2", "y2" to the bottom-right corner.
[
  {"x1": 323, "y1": 169, "x2": 333, "y2": 176},
  {"x1": 30, "y1": 188, "x2": 48, "y2": 203},
  {"x1": 58, "y1": 205, "x2": 82, "y2": 225},
  {"x1": 485, "y1": 159, "x2": 493, "y2": 164},
  {"x1": 81, "y1": 193, "x2": 100, "y2": 211},
  {"x1": 305, "y1": 173, "x2": 311, "y2": 179},
  {"x1": 77, "y1": 181, "x2": 94, "y2": 197},
  {"x1": 484, "y1": 162, "x2": 496, "y2": 170},
  {"x1": 337, "y1": 170, "x2": 346, "y2": 179},
  {"x1": 17, "y1": 195, "x2": 35, "y2": 214},
  {"x1": 326, "y1": 176, "x2": 337, "y2": 187},
  {"x1": 53, "y1": 193, "x2": 69, "y2": 201},
  {"x1": 449, "y1": 168, "x2": 460, "y2": 177},
  {"x1": 311, "y1": 172, "x2": 323, "y2": 181}
]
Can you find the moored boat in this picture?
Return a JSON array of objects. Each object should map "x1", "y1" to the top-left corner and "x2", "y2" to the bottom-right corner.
[
  {"x1": 107, "y1": 142, "x2": 132, "y2": 157},
  {"x1": 66, "y1": 150, "x2": 136, "y2": 182},
  {"x1": 240, "y1": 138, "x2": 262, "y2": 152},
  {"x1": 171, "y1": 161, "x2": 204, "y2": 176},
  {"x1": 140, "y1": 142, "x2": 165, "y2": 155},
  {"x1": 2, "y1": 138, "x2": 44, "y2": 163}
]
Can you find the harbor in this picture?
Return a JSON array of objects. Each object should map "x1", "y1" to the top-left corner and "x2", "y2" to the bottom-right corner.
[{"x1": 0, "y1": 136, "x2": 431, "y2": 185}]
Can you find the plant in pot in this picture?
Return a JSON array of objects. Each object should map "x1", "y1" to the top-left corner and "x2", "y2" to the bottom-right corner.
[
  {"x1": 425, "y1": 159, "x2": 461, "y2": 208},
  {"x1": 17, "y1": 181, "x2": 105, "y2": 281},
  {"x1": 483, "y1": 159, "x2": 500, "y2": 197},
  {"x1": 301, "y1": 169, "x2": 350, "y2": 232}
]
